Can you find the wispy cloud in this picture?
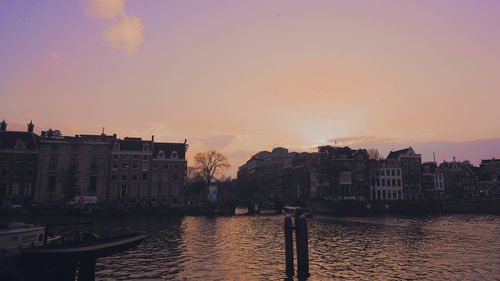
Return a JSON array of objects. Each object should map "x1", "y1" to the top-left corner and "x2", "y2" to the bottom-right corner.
[
  {"x1": 196, "y1": 134, "x2": 237, "y2": 150},
  {"x1": 49, "y1": 52, "x2": 60, "y2": 60},
  {"x1": 85, "y1": 0, "x2": 144, "y2": 55}
]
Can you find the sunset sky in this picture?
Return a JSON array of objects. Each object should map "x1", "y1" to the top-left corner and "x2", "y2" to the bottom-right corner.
[{"x1": 1, "y1": 0, "x2": 499, "y2": 177}]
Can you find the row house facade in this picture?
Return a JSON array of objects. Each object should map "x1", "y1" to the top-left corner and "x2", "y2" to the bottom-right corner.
[
  {"x1": 37, "y1": 130, "x2": 117, "y2": 204},
  {"x1": 439, "y1": 160, "x2": 477, "y2": 200},
  {"x1": 108, "y1": 137, "x2": 187, "y2": 205},
  {"x1": 421, "y1": 162, "x2": 445, "y2": 200},
  {"x1": 370, "y1": 159, "x2": 403, "y2": 201},
  {"x1": 0, "y1": 121, "x2": 39, "y2": 207},
  {"x1": 317, "y1": 146, "x2": 371, "y2": 201},
  {"x1": 387, "y1": 147, "x2": 423, "y2": 200}
]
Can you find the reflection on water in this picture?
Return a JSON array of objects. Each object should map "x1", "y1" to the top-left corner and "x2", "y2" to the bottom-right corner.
[{"x1": 18, "y1": 214, "x2": 500, "y2": 280}]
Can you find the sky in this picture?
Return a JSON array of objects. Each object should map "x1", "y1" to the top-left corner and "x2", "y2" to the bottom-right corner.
[{"x1": 1, "y1": 0, "x2": 499, "y2": 177}]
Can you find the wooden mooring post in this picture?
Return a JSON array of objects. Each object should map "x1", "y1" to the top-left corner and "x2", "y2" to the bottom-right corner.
[{"x1": 284, "y1": 214, "x2": 310, "y2": 278}]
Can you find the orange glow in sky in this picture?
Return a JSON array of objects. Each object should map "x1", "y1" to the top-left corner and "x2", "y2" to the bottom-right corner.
[{"x1": 1, "y1": 0, "x2": 499, "y2": 177}]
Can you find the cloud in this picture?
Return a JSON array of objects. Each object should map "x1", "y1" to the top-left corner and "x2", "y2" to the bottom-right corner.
[
  {"x1": 103, "y1": 15, "x2": 144, "y2": 56},
  {"x1": 197, "y1": 135, "x2": 237, "y2": 150},
  {"x1": 49, "y1": 52, "x2": 60, "y2": 60},
  {"x1": 86, "y1": 0, "x2": 125, "y2": 19},
  {"x1": 85, "y1": 0, "x2": 144, "y2": 55},
  {"x1": 327, "y1": 136, "x2": 394, "y2": 146}
]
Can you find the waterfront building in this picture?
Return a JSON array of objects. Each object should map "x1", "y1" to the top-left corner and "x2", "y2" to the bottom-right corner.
[
  {"x1": 439, "y1": 160, "x2": 477, "y2": 200},
  {"x1": 317, "y1": 146, "x2": 371, "y2": 201},
  {"x1": 387, "y1": 147, "x2": 423, "y2": 200},
  {"x1": 37, "y1": 130, "x2": 116, "y2": 204},
  {"x1": 0, "y1": 121, "x2": 39, "y2": 207},
  {"x1": 371, "y1": 159, "x2": 403, "y2": 201},
  {"x1": 421, "y1": 162, "x2": 445, "y2": 200}
]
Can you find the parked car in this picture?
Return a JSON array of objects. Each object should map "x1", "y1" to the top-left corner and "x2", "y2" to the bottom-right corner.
[{"x1": 12, "y1": 204, "x2": 23, "y2": 210}]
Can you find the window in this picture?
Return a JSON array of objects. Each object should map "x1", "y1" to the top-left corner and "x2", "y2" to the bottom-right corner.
[
  {"x1": 0, "y1": 168, "x2": 7, "y2": 177},
  {"x1": 113, "y1": 154, "x2": 119, "y2": 160},
  {"x1": 120, "y1": 185, "x2": 127, "y2": 198},
  {"x1": 152, "y1": 173, "x2": 158, "y2": 182},
  {"x1": 143, "y1": 155, "x2": 149, "y2": 161},
  {"x1": 171, "y1": 151, "x2": 178, "y2": 159},
  {"x1": 141, "y1": 172, "x2": 148, "y2": 181},
  {"x1": 132, "y1": 174, "x2": 138, "y2": 181},
  {"x1": 48, "y1": 175, "x2": 56, "y2": 191},
  {"x1": 397, "y1": 169, "x2": 400, "y2": 176},
  {"x1": 163, "y1": 163, "x2": 169, "y2": 169},
  {"x1": 381, "y1": 170, "x2": 385, "y2": 176},
  {"x1": 25, "y1": 184, "x2": 32, "y2": 196},
  {"x1": 14, "y1": 168, "x2": 20, "y2": 178},
  {"x1": 132, "y1": 163, "x2": 138, "y2": 169},
  {"x1": 122, "y1": 154, "x2": 128, "y2": 160},
  {"x1": 112, "y1": 162, "x2": 118, "y2": 169},
  {"x1": 162, "y1": 174, "x2": 168, "y2": 182},
  {"x1": 153, "y1": 163, "x2": 158, "y2": 169},
  {"x1": 387, "y1": 179, "x2": 391, "y2": 186},
  {"x1": 158, "y1": 151, "x2": 165, "y2": 159},
  {"x1": 89, "y1": 175, "x2": 97, "y2": 192},
  {"x1": 142, "y1": 162, "x2": 148, "y2": 170},
  {"x1": 113, "y1": 143, "x2": 120, "y2": 151},
  {"x1": 174, "y1": 164, "x2": 179, "y2": 170},
  {"x1": 12, "y1": 183, "x2": 19, "y2": 195},
  {"x1": 381, "y1": 179, "x2": 386, "y2": 186},
  {"x1": 392, "y1": 179, "x2": 396, "y2": 186},
  {"x1": 392, "y1": 169, "x2": 395, "y2": 176},
  {"x1": 122, "y1": 163, "x2": 129, "y2": 169},
  {"x1": 172, "y1": 186, "x2": 179, "y2": 196},
  {"x1": 173, "y1": 173, "x2": 179, "y2": 181},
  {"x1": 111, "y1": 174, "x2": 118, "y2": 181},
  {"x1": 133, "y1": 155, "x2": 139, "y2": 160},
  {"x1": 121, "y1": 174, "x2": 128, "y2": 181},
  {"x1": 143, "y1": 144, "x2": 149, "y2": 151}
]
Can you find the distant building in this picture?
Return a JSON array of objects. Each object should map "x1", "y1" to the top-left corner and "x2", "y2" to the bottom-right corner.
[
  {"x1": 387, "y1": 147, "x2": 422, "y2": 200},
  {"x1": 109, "y1": 137, "x2": 187, "y2": 206},
  {"x1": 439, "y1": 160, "x2": 477, "y2": 200},
  {"x1": 371, "y1": 159, "x2": 403, "y2": 201},
  {"x1": 0, "y1": 121, "x2": 39, "y2": 207},
  {"x1": 37, "y1": 130, "x2": 116, "y2": 204},
  {"x1": 421, "y1": 162, "x2": 445, "y2": 200},
  {"x1": 317, "y1": 146, "x2": 370, "y2": 201}
]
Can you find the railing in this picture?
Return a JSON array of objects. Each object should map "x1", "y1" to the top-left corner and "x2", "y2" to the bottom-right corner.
[{"x1": 43, "y1": 221, "x2": 94, "y2": 246}]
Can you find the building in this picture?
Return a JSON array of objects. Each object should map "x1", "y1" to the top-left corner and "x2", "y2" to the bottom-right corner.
[
  {"x1": 37, "y1": 129, "x2": 116, "y2": 205},
  {"x1": 387, "y1": 147, "x2": 422, "y2": 200},
  {"x1": 439, "y1": 160, "x2": 477, "y2": 200},
  {"x1": 317, "y1": 146, "x2": 371, "y2": 201},
  {"x1": 108, "y1": 137, "x2": 188, "y2": 206},
  {"x1": 0, "y1": 120, "x2": 39, "y2": 207},
  {"x1": 421, "y1": 162, "x2": 445, "y2": 200},
  {"x1": 371, "y1": 159, "x2": 403, "y2": 201}
]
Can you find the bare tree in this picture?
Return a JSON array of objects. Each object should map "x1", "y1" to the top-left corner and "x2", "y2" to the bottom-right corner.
[
  {"x1": 367, "y1": 148, "x2": 381, "y2": 160},
  {"x1": 193, "y1": 151, "x2": 230, "y2": 187}
]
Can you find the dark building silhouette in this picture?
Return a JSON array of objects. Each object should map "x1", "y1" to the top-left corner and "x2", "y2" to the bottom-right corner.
[
  {"x1": 0, "y1": 121, "x2": 40, "y2": 207},
  {"x1": 387, "y1": 147, "x2": 423, "y2": 200}
]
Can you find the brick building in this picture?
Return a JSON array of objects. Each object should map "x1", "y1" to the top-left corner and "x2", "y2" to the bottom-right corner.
[
  {"x1": 0, "y1": 121, "x2": 39, "y2": 207},
  {"x1": 36, "y1": 130, "x2": 116, "y2": 205},
  {"x1": 387, "y1": 147, "x2": 423, "y2": 200}
]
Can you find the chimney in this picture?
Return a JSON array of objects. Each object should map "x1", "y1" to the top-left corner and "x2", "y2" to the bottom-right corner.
[
  {"x1": 27, "y1": 120, "x2": 34, "y2": 133},
  {"x1": 0, "y1": 120, "x2": 6, "y2": 131},
  {"x1": 151, "y1": 135, "x2": 155, "y2": 142},
  {"x1": 453, "y1": 156, "x2": 456, "y2": 162}
]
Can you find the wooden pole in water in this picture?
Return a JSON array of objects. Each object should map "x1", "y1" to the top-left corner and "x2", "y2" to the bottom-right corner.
[
  {"x1": 284, "y1": 216, "x2": 294, "y2": 277},
  {"x1": 77, "y1": 258, "x2": 96, "y2": 281},
  {"x1": 296, "y1": 215, "x2": 310, "y2": 278}
]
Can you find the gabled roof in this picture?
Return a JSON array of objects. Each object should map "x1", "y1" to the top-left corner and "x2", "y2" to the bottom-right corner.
[
  {"x1": 116, "y1": 139, "x2": 152, "y2": 151},
  {"x1": 153, "y1": 142, "x2": 186, "y2": 159},
  {"x1": 387, "y1": 147, "x2": 413, "y2": 159},
  {"x1": 0, "y1": 131, "x2": 39, "y2": 151}
]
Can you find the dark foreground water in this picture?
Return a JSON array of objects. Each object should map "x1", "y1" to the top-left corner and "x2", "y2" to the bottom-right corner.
[{"x1": 16, "y1": 213, "x2": 500, "y2": 280}]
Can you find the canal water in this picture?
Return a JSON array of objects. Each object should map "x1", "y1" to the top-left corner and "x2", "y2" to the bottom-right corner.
[{"x1": 16, "y1": 213, "x2": 500, "y2": 280}]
